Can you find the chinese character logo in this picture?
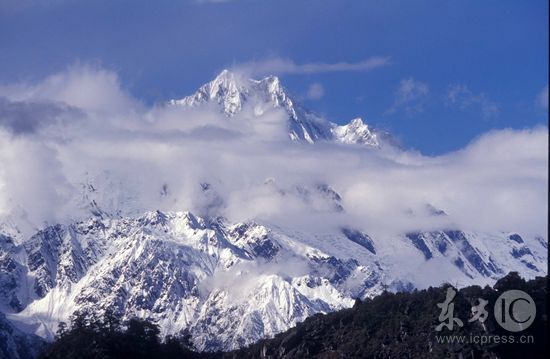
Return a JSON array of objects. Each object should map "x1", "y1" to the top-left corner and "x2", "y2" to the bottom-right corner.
[
  {"x1": 468, "y1": 298, "x2": 488, "y2": 324},
  {"x1": 435, "y1": 287, "x2": 463, "y2": 331},
  {"x1": 435, "y1": 288, "x2": 536, "y2": 332}
]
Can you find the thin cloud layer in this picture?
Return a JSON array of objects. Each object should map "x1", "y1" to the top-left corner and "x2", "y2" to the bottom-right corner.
[
  {"x1": 306, "y1": 83, "x2": 325, "y2": 100},
  {"x1": 0, "y1": 65, "x2": 547, "y2": 240},
  {"x1": 445, "y1": 84, "x2": 499, "y2": 119},
  {"x1": 0, "y1": 97, "x2": 82, "y2": 135},
  {"x1": 233, "y1": 57, "x2": 391, "y2": 77},
  {"x1": 537, "y1": 85, "x2": 548, "y2": 110},
  {"x1": 385, "y1": 77, "x2": 430, "y2": 115}
]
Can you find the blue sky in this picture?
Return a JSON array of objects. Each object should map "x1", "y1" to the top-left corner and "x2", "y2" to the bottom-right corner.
[{"x1": 0, "y1": 0, "x2": 547, "y2": 154}]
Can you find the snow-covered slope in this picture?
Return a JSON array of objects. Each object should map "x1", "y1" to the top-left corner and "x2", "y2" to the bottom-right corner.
[
  {"x1": 169, "y1": 70, "x2": 382, "y2": 146},
  {"x1": 1, "y1": 207, "x2": 546, "y2": 351}
]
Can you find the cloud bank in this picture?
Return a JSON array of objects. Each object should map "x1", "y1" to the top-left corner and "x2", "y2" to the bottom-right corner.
[{"x1": 0, "y1": 65, "x2": 547, "y2": 241}]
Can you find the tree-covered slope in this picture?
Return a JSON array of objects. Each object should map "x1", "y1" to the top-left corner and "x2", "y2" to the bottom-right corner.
[
  {"x1": 38, "y1": 272, "x2": 547, "y2": 359},
  {"x1": 227, "y1": 273, "x2": 547, "y2": 358}
]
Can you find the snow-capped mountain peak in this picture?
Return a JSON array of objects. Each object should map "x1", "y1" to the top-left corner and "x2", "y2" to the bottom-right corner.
[
  {"x1": 168, "y1": 70, "x2": 382, "y2": 146},
  {"x1": 169, "y1": 69, "x2": 248, "y2": 116},
  {"x1": 169, "y1": 69, "x2": 293, "y2": 117},
  {"x1": 332, "y1": 117, "x2": 379, "y2": 147}
]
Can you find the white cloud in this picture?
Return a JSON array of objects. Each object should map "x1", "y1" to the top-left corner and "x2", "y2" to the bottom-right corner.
[
  {"x1": 0, "y1": 65, "x2": 547, "y2": 240},
  {"x1": 385, "y1": 77, "x2": 430, "y2": 115},
  {"x1": 536, "y1": 85, "x2": 548, "y2": 110},
  {"x1": 0, "y1": 64, "x2": 142, "y2": 115},
  {"x1": 233, "y1": 57, "x2": 391, "y2": 77},
  {"x1": 445, "y1": 84, "x2": 499, "y2": 119},
  {"x1": 0, "y1": 131, "x2": 75, "y2": 228},
  {"x1": 306, "y1": 83, "x2": 324, "y2": 100}
]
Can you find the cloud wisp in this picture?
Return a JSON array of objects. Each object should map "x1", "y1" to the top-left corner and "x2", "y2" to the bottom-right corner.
[
  {"x1": 232, "y1": 57, "x2": 391, "y2": 77},
  {"x1": 536, "y1": 85, "x2": 548, "y2": 110},
  {"x1": 0, "y1": 65, "x2": 547, "y2": 241},
  {"x1": 306, "y1": 83, "x2": 325, "y2": 100},
  {"x1": 445, "y1": 84, "x2": 499, "y2": 119},
  {"x1": 385, "y1": 77, "x2": 430, "y2": 115}
]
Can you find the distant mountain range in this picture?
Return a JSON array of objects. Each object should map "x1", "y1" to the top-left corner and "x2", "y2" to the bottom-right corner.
[{"x1": 0, "y1": 71, "x2": 547, "y2": 357}]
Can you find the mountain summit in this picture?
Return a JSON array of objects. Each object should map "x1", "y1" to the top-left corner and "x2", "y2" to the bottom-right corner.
[{"x1": 169, "y1": 70, "x2": 380, "y2": 146}]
